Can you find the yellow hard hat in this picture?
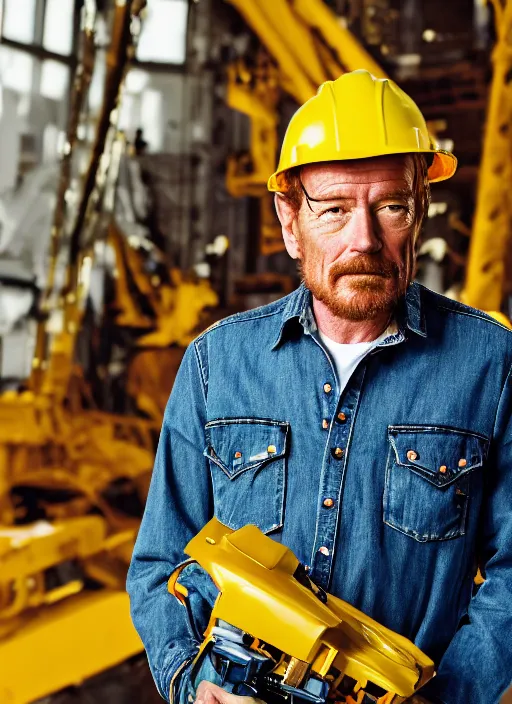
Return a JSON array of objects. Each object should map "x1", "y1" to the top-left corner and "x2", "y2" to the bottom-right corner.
[{"x1": 268, "y1": 69, "x2": 457, "y2": 192}]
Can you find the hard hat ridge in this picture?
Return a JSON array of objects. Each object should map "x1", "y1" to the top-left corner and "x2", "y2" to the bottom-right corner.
[{"x1": 268, "y1": 69, "x2": 457, "y2": 192}]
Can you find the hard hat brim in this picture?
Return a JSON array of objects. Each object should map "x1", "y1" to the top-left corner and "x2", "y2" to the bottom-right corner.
[{"x1": 267, "y1": 149, "x2": 458, "y2": 193}]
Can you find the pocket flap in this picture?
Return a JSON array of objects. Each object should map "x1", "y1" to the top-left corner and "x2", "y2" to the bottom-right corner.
[
  {"x1": 205, "y1": 419, "x2": 289, "y2": 479},
  {"x1": 388, "y1": 425, "x2": 488, "y2": 488}
]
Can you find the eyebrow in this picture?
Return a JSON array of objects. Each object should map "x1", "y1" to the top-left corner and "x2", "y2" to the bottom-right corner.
[
  {"x1": 300, "y1": 176, "x2": 413, "y2": 208},
  {"x1": 372, "y1": 189, "x2": 413, "y2": 204},
  {"x1": 305, "y1": 188, "x2": 412, "y2": 203}
]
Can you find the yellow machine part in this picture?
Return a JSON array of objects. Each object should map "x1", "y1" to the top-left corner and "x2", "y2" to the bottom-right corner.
[
  {"x1": 0, "y1": 517, "x2": 105, "y2": 585},
  {"x1": 0, "y1": 591, "x2": 143, "y2": 704},
  {"x1": 486, "y1": 310, "x2": 512, "y2": 329},
  {"x1": 463, "y1": 0, "x2": 512, "y2": 310},
  {"x1": 170, "y1": 519, "x2": 434, "y2": 700},
  {"x1": 290, "y1": 0, "x2": 386, "y2": 80}
]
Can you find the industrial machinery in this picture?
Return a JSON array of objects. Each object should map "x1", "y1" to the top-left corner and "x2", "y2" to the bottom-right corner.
[
  {"x1": 0, "y1": 2, "x2": 216, "y2": 702},
  {"x1": 169, "y1": 519, "x2": 435, "y2": 704},
  {"x1": 463, "y1": 0, "x2": 512, "y2": 312}
]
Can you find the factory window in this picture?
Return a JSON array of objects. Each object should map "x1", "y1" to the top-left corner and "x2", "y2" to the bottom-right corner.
[
  {"x1": 0, "y1": 46, "x2": 35, "y2": 94},
  {"x1": 119, "y1": 93, "x2": 137, "y2": 132},
  {"x1": 2, "y1": 0, "x2": 37, "y2": 44},
  {"x1": 89, "y1": 49, "x2": 107, "y2": 112},
  {"x1": 137, "y1": 0, "x2": 189, "y2": 64},
  {"x1": 140, "y1": 88, "x2": 164, "y2": 150},
  {"x1": 125, "y1": 69, "x2": 150, "y2": 95},
  {"x1": 43, "y1": 0, "x2": 75, "y2": 56},
  {"x1": 40, "y1": 59, "x2": 70, "y2": 100},
  {"x1": 1, "y1": 0, "x2": 75, "y2": 58}
]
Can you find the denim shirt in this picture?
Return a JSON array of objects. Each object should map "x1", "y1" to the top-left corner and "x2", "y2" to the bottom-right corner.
[{"x1": 127, "y1": 282, "x2": 512, "y2": 704}]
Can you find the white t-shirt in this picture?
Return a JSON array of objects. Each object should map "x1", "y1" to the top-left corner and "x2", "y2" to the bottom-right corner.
[{"x1": 318, "y1": 324, "x2": 394, "y2": 397}]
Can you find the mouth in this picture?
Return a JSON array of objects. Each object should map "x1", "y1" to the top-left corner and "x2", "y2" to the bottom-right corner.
[{"x1": 340, "y1": 272, "x2": 389, "y2": 278}]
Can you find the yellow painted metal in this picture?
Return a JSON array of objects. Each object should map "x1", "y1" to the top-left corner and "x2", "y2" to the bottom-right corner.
[
  {"x1": 0, "y1": 3, "x2": 212, "y2": 699},
  {"x1": 225, "y1": 0, "x2": 316, "y2": 104},
  {"x1": 109, "y1": 221, "x2": 218, "y2": 346},
  {"x1": 291, "y1": 0, "x2": 387, "y2": 79},
  {"x1": 250, "y1": 0, "x2": 327, "y2": 89},
  {"x1": 170, "y1": 519, "x2": 435, "y2": 702},
  {"x1": 0, "y1": 518, "x2": 105, "y2": 587},
  {"x1": 463, "y1": 0, "x2": 512, "y2": 310},
  {"x1": 268, "y1": 70, "x2": 457, "y2": 192},
  {"x1": 136, "y1": 269, "x2": 219, "y2": 347},
  {"x1": 486, "y1": 311, "x2": 512, "y2": 328},
  {"x1": 0, "y1": 591, "x2": 143, "y2": 704}
]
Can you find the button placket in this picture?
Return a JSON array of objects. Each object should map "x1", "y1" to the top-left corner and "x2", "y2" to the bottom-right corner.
[
  {"x1": 310, "y1": 363, "x2": 368, "y2": 589},
  {"x1": 320, "y1": 379, "x2": 335, "y2": 432}
]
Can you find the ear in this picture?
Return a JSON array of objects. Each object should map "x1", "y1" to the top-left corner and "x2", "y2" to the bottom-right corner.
[{"x1": 274, "y1": 194, "x2": 301, "y2": 260}]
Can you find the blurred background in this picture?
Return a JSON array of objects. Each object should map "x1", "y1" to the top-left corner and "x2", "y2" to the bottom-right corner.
[{"x1": 0, "y1": 0, "x2": 511, "y2": 702}]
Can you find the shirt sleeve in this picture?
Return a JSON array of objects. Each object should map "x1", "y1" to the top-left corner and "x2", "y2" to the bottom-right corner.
[
  {"x1": 126, "y1": 341, "x2": 221, "y2": 701},
  {"x1": 419, "y1": 365, "x2": 512, "y2": 704}
]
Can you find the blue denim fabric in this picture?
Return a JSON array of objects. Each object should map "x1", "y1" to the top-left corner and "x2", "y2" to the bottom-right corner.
[{"x1": 127, "y1": 282, "x2": 512, "y2": 704}]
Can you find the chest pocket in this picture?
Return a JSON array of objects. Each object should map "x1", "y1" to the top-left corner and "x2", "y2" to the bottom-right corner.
[
  {"x1": 383, "y1": 425, "x2": 488, "y2": 542},
  {"x1": 204, "y1": 418, "x2": 289, "y2": 534}
]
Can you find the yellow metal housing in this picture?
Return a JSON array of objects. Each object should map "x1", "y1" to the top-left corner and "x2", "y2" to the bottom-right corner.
[
  {"x1": 170, "y1": 519, "x2": 434, "y2": 701},
  {"x1": 0, "y1": 591, "x2": 142, "y2": 704}
]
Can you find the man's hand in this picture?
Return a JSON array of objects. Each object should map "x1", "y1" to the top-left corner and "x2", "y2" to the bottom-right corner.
[
  {"x1": 194, "y1": 682, "x2": 435, "y2": 704},
  {"x1": 195, "y1": 681, "x2": 265, "y2": 704}
]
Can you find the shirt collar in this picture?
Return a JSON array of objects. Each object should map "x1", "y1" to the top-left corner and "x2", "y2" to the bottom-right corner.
[{"x1": 272, "y1": 281, "x2": 427, "y2": 350}]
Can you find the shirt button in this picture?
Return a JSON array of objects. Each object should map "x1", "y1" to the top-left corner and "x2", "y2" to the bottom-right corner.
[
  {"x1": 322, "y1": 419, "x2": 329, "y2": 429},
  {"x1": 458, "y1": 458, "x2": 467, "y2": 468},
  {"x1": 319, "y1": 546, "x2": 330, "y2": 556},
  {"x1": 323, "y1": 383, "x2": 332, "y2": 394},
  {"x1": 406, "y1": 450, "x2": 418, "y2": 461},
  {"x1": 439, "y1": 465, "x2": 447, "y2": 474},
  {"x1": 323, "y1": 498, "x2": 335, "y2": 508},
  {"x1": 337, "y1": 412, "x2": 346, "y2": 422},
  {"x1": 332, "y1": 447, "x2": 344, "y2": 459}
]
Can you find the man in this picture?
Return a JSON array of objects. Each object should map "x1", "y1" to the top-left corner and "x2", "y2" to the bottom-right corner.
[{"x1": 127, "y1": 71, "x2": 512, "y2": 704}]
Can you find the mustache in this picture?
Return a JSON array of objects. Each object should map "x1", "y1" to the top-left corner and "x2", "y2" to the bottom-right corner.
[{"x1": 329, "y1": 255, "x2": 399, "y2": 280}]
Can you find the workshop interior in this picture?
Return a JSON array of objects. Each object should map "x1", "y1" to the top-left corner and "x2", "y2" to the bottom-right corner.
[{"x1": 0, "y1": 0, "x2": 511, "y2": 702}]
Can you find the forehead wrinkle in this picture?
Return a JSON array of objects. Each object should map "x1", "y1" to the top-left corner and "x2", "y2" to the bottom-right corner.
[{"x1": 307, "y1": 179, "x2": 412, "y2": 202}]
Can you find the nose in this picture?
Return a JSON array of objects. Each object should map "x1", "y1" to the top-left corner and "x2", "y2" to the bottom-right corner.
[{"x1": 344, "y1": 206, "x2": 382, "y2": 254}]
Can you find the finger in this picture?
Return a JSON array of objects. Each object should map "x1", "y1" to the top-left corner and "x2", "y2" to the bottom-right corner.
[{"x1": 195, "y1": 681, "x2": 263, "y2": 704}]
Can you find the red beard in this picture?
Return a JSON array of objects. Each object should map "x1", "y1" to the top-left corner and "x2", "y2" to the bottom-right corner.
[{"x1": 302, "y1": 253, "x2": 407, "y2": 322}]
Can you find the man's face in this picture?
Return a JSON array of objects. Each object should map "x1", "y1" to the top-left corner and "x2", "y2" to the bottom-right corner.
[{"x1": 277, "y1": 156, "x2": 418, "y2": 322}]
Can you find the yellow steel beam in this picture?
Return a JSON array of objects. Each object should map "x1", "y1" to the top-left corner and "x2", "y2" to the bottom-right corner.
[
  {"x1": 311, "y1": 32, "x2": 345, "y2": 80},
  {"x1": 0, "y1": 591, "x2": 143, "y2": 704},
  {"x1": 0, "y1": 517, "x2": 105, "y2": 585},
  {"x1": 254, "y1": 0, "x2": 327, "y2": 88},
  {"x1": 225, "y1": 0, "x2": 316, "y2": 103},
  {"x1": 463, "y1": 0, "x2": 512, "y2": 310},
  {"x1": 291, "y1": 0, "x2": 388, "y2": 78}
]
